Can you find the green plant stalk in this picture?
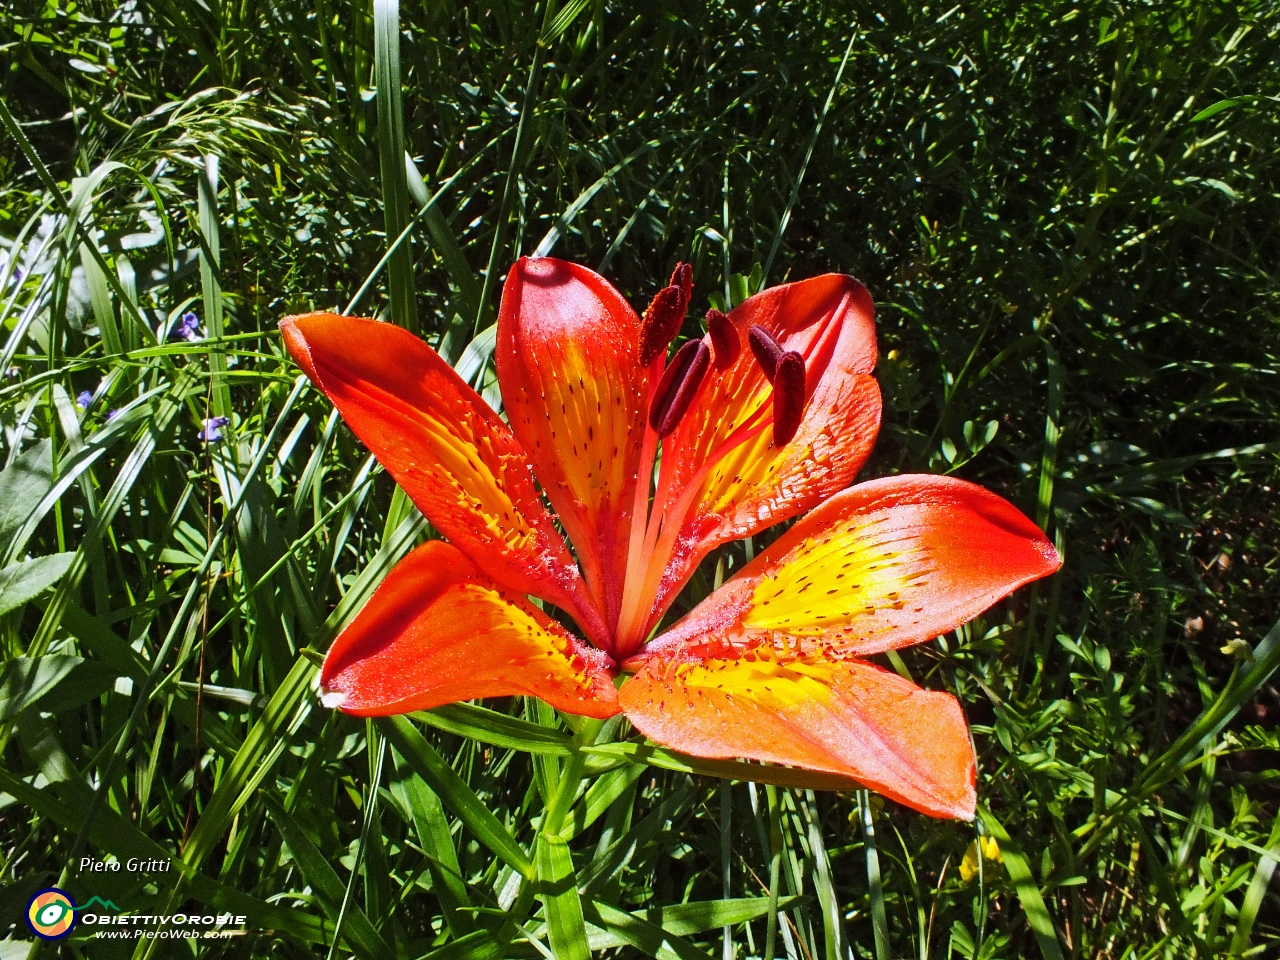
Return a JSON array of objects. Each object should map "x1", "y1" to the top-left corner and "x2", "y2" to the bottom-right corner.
[{"x1": 373, "y1": 0, "x2": 418, "y2": 332}]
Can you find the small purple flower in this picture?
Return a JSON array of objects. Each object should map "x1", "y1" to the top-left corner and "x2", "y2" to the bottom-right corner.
[
  {"x1": 199, "y1": 416, "x2": 231, "y2": 442},
  {"x1": 170, "y1": 311, "x2": 201, "y2": 342},
  {"x1": 76, "y1": 390, "x2": 94, "y2": 410},
  {"x1": 3, "y1": 366, "x2": 18, "y2": 381},
  {"x1": 105, "y1": 409, "x2": 119, "y2": 422}
]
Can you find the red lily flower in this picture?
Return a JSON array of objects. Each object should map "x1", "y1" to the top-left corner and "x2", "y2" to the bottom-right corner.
[{"x1": 280, "y1": 257, "x2": 1060, "y2": 819}]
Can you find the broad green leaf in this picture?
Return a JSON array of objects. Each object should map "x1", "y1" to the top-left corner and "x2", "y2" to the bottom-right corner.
[
  {"x1": 0, "y1": 655, "x2": 82, "y2": 723},
  {"x1": 0, "y1": 551, "x2": 75, "y2": 617},
  {"x1": 31, "y1": 658, "x2": 121, "y2": 714},
  {"x1": 0, "y1": 439, "x2": 52, "y2": 557}
]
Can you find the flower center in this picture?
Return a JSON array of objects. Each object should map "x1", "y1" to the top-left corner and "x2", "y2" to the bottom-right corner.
[{"x1": 614, "y1": 266, "x2": 820, "y2": 657}]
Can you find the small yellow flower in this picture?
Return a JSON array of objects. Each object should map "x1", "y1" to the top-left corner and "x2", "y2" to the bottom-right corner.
[{"x1": 959, "y1": 836, "x2": 1002, "y2": 882}]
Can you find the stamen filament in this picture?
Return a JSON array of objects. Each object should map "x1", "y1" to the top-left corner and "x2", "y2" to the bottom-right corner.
[
  {"x1": 615, "y1": 390, "x2": 774, "y2": 655},
  {"x1": 619, "y1": 366, "x2": 662, "y2": 650}
]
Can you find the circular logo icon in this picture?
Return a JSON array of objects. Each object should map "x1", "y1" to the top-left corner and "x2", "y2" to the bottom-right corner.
[{"x1": 26, "y1": 888, "x2": 77, "y2": 940}]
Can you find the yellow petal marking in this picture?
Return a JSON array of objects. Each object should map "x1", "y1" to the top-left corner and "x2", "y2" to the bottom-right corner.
[{"x1": 742, "y1": 512, "x2": 933, "y2": 638}]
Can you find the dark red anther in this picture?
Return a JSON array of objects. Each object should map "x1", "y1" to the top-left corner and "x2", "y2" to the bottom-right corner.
[
  {"x1": 771, "y1": 351, "x2": 806, "y2": 446},
  {"x1": 670, "y1": 262, "x2": 692, "y2": 304},
  {"x1": 748, "y1": 324, "x2": 785, "y2": 380},
  {"x1": 706, "y1": 309, "x2": 739, "y2": 370},
  {"x1": 639, "y1": 262, "x2": 693, "y2": 365},
  {"x1": 649, "y1": 339, "x2": 710, "y2": 438}
]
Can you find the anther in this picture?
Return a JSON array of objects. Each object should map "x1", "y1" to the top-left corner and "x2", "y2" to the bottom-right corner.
[
  {"x1": 670, "y1": 262, "x2": 692, "y2": 303},
  {"x1": 649, "y1": 339, "x2": 710, "y2": 437},
  {"x1": 706, "y1": 309, "x2": 739, "y2": 369},
  {"x1": 771, "y1": 351, "x2": 806, "y2": 446},
  {"x1": 748, "y1": 324, "x2": 785, "y2": 380},
  {"x1": 639, "y1": 262, "x2": 693, "y2": 365}
]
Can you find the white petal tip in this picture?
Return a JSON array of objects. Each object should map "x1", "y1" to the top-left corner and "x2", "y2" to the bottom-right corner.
[{"x1": 319, "y1": 689, "x2": 347, "y2": 709}]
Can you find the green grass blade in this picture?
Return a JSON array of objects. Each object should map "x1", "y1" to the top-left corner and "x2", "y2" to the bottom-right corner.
[
  {"x1": 531, "y1": 138, "x2": 668, "y2": 258},
  {"x1": 977, "y1": 807, "x2": 1066, "y2": 960},
  {"x1": 806, "y1": 792, "x2": 844, "y2": 960},
  {"x1": 859, "y1": 790, "x2": 891, "y2": 960},
  {"x1": 2, "y1": 388, "x2": 168, "y2": 566},
  {"x1": 27, "y1": 375, "x2": 190, "y2": 656},
  {"x1": 721, "y1": 783, "x2": 733, "y2": 960},
  {"x1": 80, "y1": 241, "x2": 122, "y2": 356},
  {"x1": 415, "y1": 930, "x2": 505, "y2": 960},
  {"x1": 328, "y1": 733, "x2": 388, "y2": 960},
  {"x1": 264, "y1": 795, "x2": 398, "y2": 960},
  {"x1": 373, "y1": 0, "x2": 418, "y2": 331},
  {"x1": 535, "y1": 833, "x2": 590, "y2": 960},
  {"x1": 581, "y1": 900, "x2": 710, "y2": 960},
  {"x1": 410, "y1": 702, "x2": 573, "y2": 755},
  {"x1": 180, "y1": 655, "x2": 316, "y2": 869},
  {"x1": 582, "y1": 741, "x2": 860, "y2": 791},
  {"x1": 198, "y1": 155, "x2": 232, "y2": 420},
  {"x1": 472, "y1": 40, "x2": 544, "y2": 338},
  {"x1": 0, "y1": 765, "x2": 329, "y2": 943},
  {"x1": 390, "y1": 746, "x2": 475, "y2": 937},
  {"x1": 761, "y1": 29, "x2": 857, "y2": 283},
  {"x1": 380, "y1": 715, "x2": 534, "y2": 878},
  {"x1": 1228, "y1": 814, "x2": 1280, "y2": 957}
]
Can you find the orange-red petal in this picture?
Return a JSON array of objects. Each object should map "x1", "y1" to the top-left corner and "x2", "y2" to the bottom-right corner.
[
  {"x1": 619, "y1": 649, "x2": 975, "y2": 819},
  {"x1": 280, "y1": 312, "x2": 606, "y2": 645},
  {"x1": 321, "y1": 541, "x2": 619, "y2": 718},
  {"x1": 647, "y1": 275, "x2": 882, "y2": 629},
  {"x1": 496, "y1": 258, "x2": 650, "y2": 633},
  {"x1": 645, "y1": 474, "x2": 1061, "y2": 661}
]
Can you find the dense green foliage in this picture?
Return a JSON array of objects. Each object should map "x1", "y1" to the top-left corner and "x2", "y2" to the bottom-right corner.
[{"x1": 2, "y1": 0, "x2": 1278, "y2": 957}]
